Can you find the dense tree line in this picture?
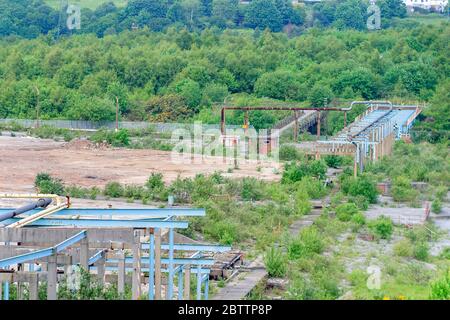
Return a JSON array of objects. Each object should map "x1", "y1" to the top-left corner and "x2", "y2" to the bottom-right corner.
[
  {"x1": 0, "y1": 0, "x2": 412, "y2": 39},
  {"x1": 0, "y1": 22, "x2": 448, "y2": 132}
]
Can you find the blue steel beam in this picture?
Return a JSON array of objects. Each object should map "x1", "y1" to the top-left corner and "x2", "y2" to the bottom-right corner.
[
  {"x1": 88, "y1": 250, "x2": 105, "y2": 266},
  {"x1": 142, "y1": 243, "x2": 231, "y2": 252},
  {"x1": 0, "y1": 230, "x2": 87, "y2": 268},
  {"x1": 107, "y1": 257, "x2": 215, "y2": 265},
  {"x1": 54, "y1": 230, "x2": 87, "y2": 253},
  {"x1": 0, "y1": 248, "x2": 53, "y2": 268},
  {"x1": 0, "y1": 208, "x2": 205, "y2": 218},
  {"x1": 1, "y1": 218, "x2": 189, "y2": 229},
  {"x1": 90, "y1": 266, "x2": 211, "y2": 274}
]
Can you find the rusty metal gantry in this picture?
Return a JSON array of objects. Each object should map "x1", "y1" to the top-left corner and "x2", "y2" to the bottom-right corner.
[{"x1": 220, "y1": 105, "x2": 352, "y2": 138}]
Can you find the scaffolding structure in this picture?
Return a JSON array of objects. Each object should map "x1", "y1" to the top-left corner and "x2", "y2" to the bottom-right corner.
[
  {"x1": 0, "y1": 197, "x2": 231, "y2": 300},
  {"x1": 298, "y1": 101, "x2": 422, "y2": 176}
]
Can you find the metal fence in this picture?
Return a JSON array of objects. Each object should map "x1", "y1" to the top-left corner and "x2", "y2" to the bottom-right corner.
[{"x1": 0, "y1": 119, "x2": 247, "y2": 133}]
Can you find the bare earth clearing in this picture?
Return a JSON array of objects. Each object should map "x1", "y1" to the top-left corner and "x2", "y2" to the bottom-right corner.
[{"x1": 0, "y1": 135, "x2": 280, "y2": 193}]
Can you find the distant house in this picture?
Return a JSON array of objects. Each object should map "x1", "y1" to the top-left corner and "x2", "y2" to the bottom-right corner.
[{"x1": 403, "y1": 0, "x2": 448, "y2": 12}]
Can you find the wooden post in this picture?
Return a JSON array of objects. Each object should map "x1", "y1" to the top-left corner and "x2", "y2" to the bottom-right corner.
[
  {"x1": 154, "y1": 228, "x2": 162, "y2": 300},
  {"x1": 184, "y1": 264, "x2": 191, "y2": 300},
  {"x1": 132, "y1": 231, "x2": 142, "y2": 300},
  {"x1": 29, "y1": 273, "x2": 39, "y2": 300},
  {"x1": 47, "y1": 254, "x2": 57, "y2": 300},
  {"x1": 117, "y1": 251, "x2": 125, "y2": 296},
  {"x1": 344, "y1": 111, "x2": 347, "y2": 128}
]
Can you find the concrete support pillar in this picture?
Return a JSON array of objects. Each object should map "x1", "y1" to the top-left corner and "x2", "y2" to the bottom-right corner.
[
  {"x1": 17, "y1": 264, "x2": 23, "y2": 300},
  {"x1": 167, "y1": 228, "x2": 174, "y2": 300},
  {"x1": 184, "y1": 264, "x2": 191, "y2": 300},
  {"x1": 29, "y1": 273, "x2": 39, "y2": 300},
  {"x1": 97, "y1": 258, "x2": 105, "y2": 285},
  {"x1": 196, "y1": 265, "x2": 202, "y2": 300},
  {"x1": 80, "y1": 238, "x2": 89, "y2": 271},
  {"x1": 178, "y1": 268, "x2": 184, "y2": 300},
  {"x1": 317, "y1": 111, "x2": 321, "y2": 139},
  {"x1": 117, "y1": 251, "x2": 125, "y2": 296},
  {"x1": 47, "y1": 254, "x2": 57, "y2": 300},
  {"x1": 132, "y1": 232, "x2": 142, "y2": 300},
  {"x1": 148, "y1": 228, "x2": 155, "y2": 300},
  {"x1": 154, "y1": 228, "x2": 162, "y2": 300},
  {"x1": 293, "y1": 111, "x2": 299, "y2": 142}
]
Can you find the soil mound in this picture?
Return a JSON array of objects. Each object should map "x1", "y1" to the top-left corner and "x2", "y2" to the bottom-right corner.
[{"x1": 64, "y1": 138, "x2": 109, "y2": 150}]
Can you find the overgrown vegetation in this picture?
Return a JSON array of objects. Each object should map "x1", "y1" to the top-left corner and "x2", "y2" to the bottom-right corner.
[{"x1": 0, "y1": 19, "x2": 448, "y2": 137}]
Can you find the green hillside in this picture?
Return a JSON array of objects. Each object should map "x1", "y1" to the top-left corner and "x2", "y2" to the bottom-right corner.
[{"x1": 45, "y1": 0, "x2": 128, "y2": 10}]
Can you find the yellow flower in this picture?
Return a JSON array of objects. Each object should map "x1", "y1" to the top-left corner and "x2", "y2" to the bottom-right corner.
[
  {"x1": 383, "y1": 296, "x2": 390, "y2": 300},
  {"x1": 398, "y1": 295, "x2": 406, "y2": 300}
]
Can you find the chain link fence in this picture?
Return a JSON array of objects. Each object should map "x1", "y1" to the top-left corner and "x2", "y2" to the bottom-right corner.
[{"x1": 0, "y1": 119, "x2": 246, "y2": 133}]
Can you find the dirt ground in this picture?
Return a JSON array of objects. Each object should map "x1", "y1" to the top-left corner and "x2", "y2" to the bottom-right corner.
[{"x1": 0, "y1": 135, "x2": 280, "y2": 193}]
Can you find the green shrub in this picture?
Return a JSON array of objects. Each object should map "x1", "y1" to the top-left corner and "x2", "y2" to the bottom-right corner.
[
  {"x1": 287, "y1": 272, "x2": 340, "y2": 300},
  {"x1": 241, "y1": 177, "x2": 264, "y2": 201},
  {"x1": 295, "y1": 176, "x2": 327, "y2": 199},
  {"x1": 279, "y1": 145, "x2": 301, "y2": 161},
  {"x1": 294, "y1": 190, "x2": 312, "y2": 215},
  {"x1": 288, "y1": 227, "x2": 324, "y2": 260},
  {"x1": 282, "y1": 160, "x2": 327, "y2": 183},
  {"x1": 58, "y1": 268, "x2": 131, "y2": 300},
  {"x1": 146, "y1": 173, "x2": 165, "y2": 190},
  {"x1": 429, "y1": 270, "x2": 450, "y2": 300},
  {"x1": 431, "y1": 199, "x2": 442, "y2": 213},
  {"x1": 368, "y1": 216, "x2": 394, "y2": 239},
  {"x1": 324, "y1": 155, "x2": 342, "y2": 168},
  {"x1": 89, "y1": 187, "x2": 100, "y2": 200},
  {"x1": 406, "y1": 225, "x2": 434, "y2": 243},
  {"x1": 413, "y1": 241, "x2": 429, "y2": 261},
  {"x1": 264, "y1": 247, "x2": 287, "y2": 278},
  {"x1": 123, "y1": 184, "x2": 145, "y2": 200},
  {"x1": 440, "y1": 247, "x2": 450, "y2": 260},
  {"x1": 168, "y1": 176, "x2": 193, "y2": 203},
  {"x1": 348, "y1": 195, "x2": 370, "y2": 210},
  {"x1": 65, "y1": 185, "x2": 89, "y2": 198},
  {"x1": 435, "y1": 185, "x2": 447, "y2": 201},
  {"x1": 90, "y1": 128, "x2": 130, "y2": 147},
  {"x1": 391, "y1": 176, "x2": 418, "y2": 202},
  {"x1": 393, "y1": 239, "x2": 414, "y2": 257},
  {"x1": 104, "y1": 181, "x2": 124, "y2": 198},
  {"x1": 351, "y1": 212, "x2": 366, "y2": 226},
  {"x1": 335, "y1": 203, "x2": 359, "y2": 222},
  {"x1": 204, "y1": 220, "x2": 239, "y2": 245},
  {"x1": 341, "y1": 175, "x2": 378, "y2": 204},
  {"x1": 34, "y1": 173, "x2": 65, "y2": 195}
]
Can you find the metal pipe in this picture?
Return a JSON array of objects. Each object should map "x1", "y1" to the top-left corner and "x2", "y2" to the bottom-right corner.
[{"x1": 0, "y1": 198, "x2": 52, "y2": 222}]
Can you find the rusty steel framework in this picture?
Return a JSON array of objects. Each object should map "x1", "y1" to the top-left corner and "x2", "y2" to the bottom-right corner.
[{"x1": 220, "y1": 105, "x2": 352, "y2": 139}]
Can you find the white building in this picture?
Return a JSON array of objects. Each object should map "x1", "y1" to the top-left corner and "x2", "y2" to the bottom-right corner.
[{"x1": 403, "y1": 0, "x2": 448, "y2": 12}]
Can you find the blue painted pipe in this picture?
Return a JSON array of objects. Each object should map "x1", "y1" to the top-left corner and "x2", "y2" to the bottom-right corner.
[{"x1": 0, "y1": 198, "x2": 52, "y2": 222}]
